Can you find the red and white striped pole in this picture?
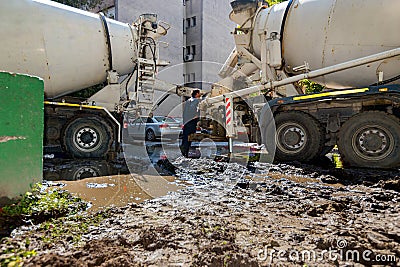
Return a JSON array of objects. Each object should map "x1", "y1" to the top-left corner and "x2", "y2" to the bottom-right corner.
[{"x1": 224, "y1": 95, "x2": 234, "y2": 154}]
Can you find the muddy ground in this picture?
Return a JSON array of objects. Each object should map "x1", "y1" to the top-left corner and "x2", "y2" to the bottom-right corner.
[{"x1": 1, "y1": 158, "x2": 399, "y2": 266}]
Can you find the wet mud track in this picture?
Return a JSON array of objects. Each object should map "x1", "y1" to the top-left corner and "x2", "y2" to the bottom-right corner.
[{"x1": 1, "y1": 158, "x2": 400, "y2": 266}]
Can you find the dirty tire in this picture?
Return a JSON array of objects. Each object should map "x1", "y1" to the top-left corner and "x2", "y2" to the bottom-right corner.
[
  {"x1": 63, "y1": 116, "x2": 113, "y2": 158},
  {"x1": 145, "y1": 129, "x2": 156, "y2": 141},
  {"x1": 274, "y1": 112, "x2": 325, "y2": 162},
  {"x1": 337, "y1": 111, "x2": 400, "y2": 169}
]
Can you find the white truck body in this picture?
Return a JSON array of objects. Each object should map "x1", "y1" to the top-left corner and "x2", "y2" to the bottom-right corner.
[
  {"x1": 228, "y1": 0, "x2": 400, "y2": 93},
  {"x1": 0, "y1": 0, "x2": 139, "y2": 99},
  {"x1": 0, "y1": 0, "x2": 169, "y2": 158},
  {"x1": 204, "y1": 0, "x2": 400, "y2": 168}
]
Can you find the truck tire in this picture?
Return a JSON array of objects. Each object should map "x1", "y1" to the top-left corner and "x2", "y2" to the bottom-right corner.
[
  {"x1": 273, "y1": 111, "x2": 325, "y2": 162},
  {"x1": 63, "y1": 116, "x2": 113, "y2": 158},
  {"x1": 337, "y1": 111, "x2": 400, "y2": 169}
]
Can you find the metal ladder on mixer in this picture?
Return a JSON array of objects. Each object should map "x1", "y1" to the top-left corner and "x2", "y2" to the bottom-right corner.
[{"x1": 134, "y1": 14, "x2": 157, "y2": 115}]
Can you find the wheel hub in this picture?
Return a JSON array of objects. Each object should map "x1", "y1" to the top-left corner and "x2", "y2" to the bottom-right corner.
[
  {"x1": 76, "y1": 127, "x2": 98, "y2": 149},
  {"x1": 359, "y1": 129, "x2": 387, "y2": 153},
  {"x1": 353, "y1": 126, "x2": 393, "y2": 160},
  {"x1": 283, "y1": 127, "x2": 305, "y2": 149},
  {"x1": 277, "y1": 123, "x2": 307, "y2": 154}
]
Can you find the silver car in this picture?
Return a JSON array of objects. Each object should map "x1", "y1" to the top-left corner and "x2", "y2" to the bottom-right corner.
[{"x1": 128, "y1": 116, "x2": 182, "y2": 141}]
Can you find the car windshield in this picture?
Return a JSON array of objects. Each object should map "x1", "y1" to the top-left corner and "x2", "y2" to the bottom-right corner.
[{"x1": 154, "y1": 116, "x2": 176, "y2": 123}]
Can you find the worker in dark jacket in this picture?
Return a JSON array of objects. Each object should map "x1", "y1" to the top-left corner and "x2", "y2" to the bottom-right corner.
[{"x1": 181, "y1": 89, "x2": 201, "y2": 157}]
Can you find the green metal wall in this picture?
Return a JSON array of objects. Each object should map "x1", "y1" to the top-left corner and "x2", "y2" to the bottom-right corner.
[{"x1": 0, "y1": 72, "x2": 44, "y2": 205}]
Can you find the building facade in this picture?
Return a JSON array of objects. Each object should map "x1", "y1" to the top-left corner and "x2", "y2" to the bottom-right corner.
[
  {"x1": 183, "y1": 0, "x2": 236, "y2": 89},
  {"x1": 116, "y1": 0, "x2": 235, "y2": 115},
  {"x1": 117, "y1": 0, "x2": 235, "y2": 90}
]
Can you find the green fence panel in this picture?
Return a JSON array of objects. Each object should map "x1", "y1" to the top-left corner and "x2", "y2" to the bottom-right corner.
[{"x1": 0, "y1": 72, "x2": 44, "y2": 205}]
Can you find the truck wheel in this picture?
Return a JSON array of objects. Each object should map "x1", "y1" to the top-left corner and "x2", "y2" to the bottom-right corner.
[
  {"x1": 145, "y1": 129, "x2": 156, "y2": 141},
  {"x1": 337, "y1": 111, "x2": 400, "y2": 168},
  {"x1": 274, "y1": 112, "x2": 325, "y2": 162},
  {"x1": 63, "y1": 116, "x2": 113, "y2": 158}
]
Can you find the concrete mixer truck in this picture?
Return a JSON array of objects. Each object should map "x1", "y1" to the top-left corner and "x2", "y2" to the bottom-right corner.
[
  {"x1": 197, "y1": 0, "x2": 400, "y2": 169},
  {"x1": 0, "y1": 0, "x2": 171, "y2": 159}
]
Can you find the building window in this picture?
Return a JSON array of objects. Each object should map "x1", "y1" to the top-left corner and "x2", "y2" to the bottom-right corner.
[
  {"x1": 185, "y1": 18, "x2": 191, "y2": 28},
  {"x1": 184, "y1": 73, "x2": 191, "y2": 83},
  {"x1": 184, "y1": 45, "x2": 196, "y2": 61},
  {"x1": 183, "y1": 73, "x2": 196, "y2": 83},
  {"x1": 183, "y1": 45, "x2": 195, "y2": 56},
  {"x1": 184, "y1": 16, "x2": 197, "y2": 29}
]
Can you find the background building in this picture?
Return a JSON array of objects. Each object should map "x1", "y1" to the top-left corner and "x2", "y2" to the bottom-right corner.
[
  {"x1": 116, "y1": 0, "x2": 236, "y2": 115},
  {"x1": 117, "y1": 0, "x2": 184, "y2": 86},
  {"x1": 183, "y1": 0, "x2": 236, "y2": 90}
]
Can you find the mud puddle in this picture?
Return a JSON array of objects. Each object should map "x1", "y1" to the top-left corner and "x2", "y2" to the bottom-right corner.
[
  {"x1": 44, "y1": 162, "x2": 181, "y2": 212},
  {"x1": 43, "y1": 142, "x2": 185, "y2": 212},
  {"x1": 50, "y1": 175, "x2": 151, "y2": 212}
]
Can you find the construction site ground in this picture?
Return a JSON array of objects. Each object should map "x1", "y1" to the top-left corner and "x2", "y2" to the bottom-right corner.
[{"x1": 1, "y1": 152, "x2": 399, "y2": 266}]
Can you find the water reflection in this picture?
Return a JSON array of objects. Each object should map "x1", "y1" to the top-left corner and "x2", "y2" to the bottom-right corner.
[
  {"x1": 42, "y1": 140, "x2": 264, "y2": 210},
  {"x1": 42, "y1": 142, "x2": 182, "y2": 211},
  {"x1": 43, "y1": 159, "x2": 129, "y2": 181},
  {"x1": 43, "y1": 140, "x2": 265, "y2": 181},
  {"x1": 42, "y1": 141, "x2": 180, "y2": 181}
]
